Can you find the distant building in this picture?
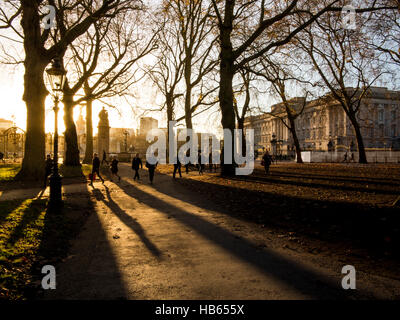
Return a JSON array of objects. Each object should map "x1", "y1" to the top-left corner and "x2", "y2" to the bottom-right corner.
[
  {"x1": 139, "y1": 117, "x2": 158, "y2": 137},
  {"x1": 244, "y1": 87, "x2": 400, "y2": 155},
  {"x1": 110, "y1": 128, "x2": 136, "y2": 153},
  {"x1": 0, "y1": 118, "x2": 13, "y2": 131}
]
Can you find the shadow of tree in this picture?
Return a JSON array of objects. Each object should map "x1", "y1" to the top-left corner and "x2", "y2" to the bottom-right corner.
[{"x1": 118, "y1": 179, "x2": 377, "y2": 299}]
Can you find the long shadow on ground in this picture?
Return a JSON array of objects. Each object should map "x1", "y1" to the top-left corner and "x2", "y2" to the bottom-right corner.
[
  {"x1": 150, "y1": 173, "x2": 400, "y2": 263},
  {"x1": 34, "y1": 186, "x2": 127, "y2": 300},
  {"x1": 118, "y1": 179, "x2": 377, "y2": 299}
]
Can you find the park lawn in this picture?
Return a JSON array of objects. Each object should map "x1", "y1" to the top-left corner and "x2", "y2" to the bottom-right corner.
[
  {"x1": 0, "y1": 164, "x2": 21, "y2": 181},
  {"x1": 0, "y1": 196, "x2": 90, "y2": 300},
  {"x1": 0, "y1": 164, "x2": 92, "y2": 182},
  {"x1": 0, "y1": 199, "x2": 47, "y2": 300},
  {"x1": 59, "y1": 164, "x2": 92, "y2": 178}
]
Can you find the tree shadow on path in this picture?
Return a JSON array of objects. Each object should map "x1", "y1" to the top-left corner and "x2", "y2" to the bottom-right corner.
[
  {"x1": 91, "y1": 185, "x2": 162, "y2": 259},
  {"x1": 118, "y1": 179, "x2": 377, "y2": 299}
]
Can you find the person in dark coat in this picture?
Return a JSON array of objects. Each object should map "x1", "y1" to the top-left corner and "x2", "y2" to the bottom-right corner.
[
  {"x1": 132, "y1": 153, "x2": 143, "y2": 180},
  {"x1": 198, "y1": 151, "x2": 204, "y2": 175},
  {"x1": 110, "y1": 156, "x2": 121, "y2": 182},
  {"x1": 101, "y1": 150, "x2": 108, "y2": 165},
  {"x1": 90, "y1": 153, "x2": 105, "y2": 185},
  {"x1": 262, "y1": 150, "x2": 272, "y2": 174},
  {"x1": 173, "y1": 156, "x2": 182, "y2": 179},
  {"x1": 146, "y1": 160, "x2": 157, "y2": 184},
  {"x1": 44, "y1": 154, "x2": 53, "y2": 188},
  {"x1": 184, "y1": 150, "x2": 190, "y2": 174}
]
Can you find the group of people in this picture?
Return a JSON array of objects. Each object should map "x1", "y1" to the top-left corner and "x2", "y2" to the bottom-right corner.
[
  {"x1": 172, "y1": 151, "x2": 218, "y2": 178},
  {"x1": 89, "y1": 152, "x2": 157, "y2": 185},
  {"x1": 343, "y1": 152, "x2": 355, "y2": 163}
]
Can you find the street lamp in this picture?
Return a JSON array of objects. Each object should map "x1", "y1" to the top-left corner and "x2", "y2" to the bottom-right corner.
[{"x1": 45, "y1": 58, "x2": 67, "y2": 208}]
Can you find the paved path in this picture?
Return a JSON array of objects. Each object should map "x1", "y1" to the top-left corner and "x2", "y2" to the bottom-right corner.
[{"x1": 5, "y1": 164, "x2": 397, "y2": 299}]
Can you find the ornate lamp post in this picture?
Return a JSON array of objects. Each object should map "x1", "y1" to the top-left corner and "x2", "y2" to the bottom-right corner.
[{"x1": 45, "y1": 58, "x2": 67, "y2": 208}]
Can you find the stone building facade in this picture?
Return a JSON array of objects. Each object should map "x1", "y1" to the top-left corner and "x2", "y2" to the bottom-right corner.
[{"x1": 244, "y1": 87, "x2": 400, "y2": 156}]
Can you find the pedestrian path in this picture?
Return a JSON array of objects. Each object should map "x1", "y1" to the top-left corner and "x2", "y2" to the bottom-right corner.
[{"x1": 4, "y1": 164, "x2": 399, "y2": 299}]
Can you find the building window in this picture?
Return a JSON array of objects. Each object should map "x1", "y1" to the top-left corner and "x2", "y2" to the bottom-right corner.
[
  {"x1": 392, "y1": 110, "x2": 396, "y2": 121},
  {"x1": 392, "y1": 125, "x2": 397, "y2": 137},
  {"x1": 379, "y1": 124, "x2": 384, "y2": 137},
  {"x1": 378, "y1": 109, "x2": 384, "y2": 122}
]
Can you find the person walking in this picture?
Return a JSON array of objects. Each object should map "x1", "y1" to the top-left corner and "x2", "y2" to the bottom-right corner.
[
  {"x1": 262, "y1": 150, "x2": 272, "y2": 174},
  {"x1": 110, "y1": 156, "x2": 121, "y2": 182},
  {"x1": 198, "y1": 151, "x2": 204, "y2": 175},
  {"x1": 343, "y1": 152, "x2": 348, "y2": 163},
  {"x1": 173, "y1": 158, "x2": 182, "y2": 179},
  {"x1": 185, "y1": 150, "x2": 190, "y2": 174},
  {"x1": 0, "y1": 151, "x2": 4, "y2": 163},
  {"x1": 146, "y1": 160, "x2": 157, "y2": 184},
  {"x1": 90, "y1": 153, "x2": 105, "y2": 185},
  {"x1": 44, "y1": 154, "x2": 53, "y2": 188},
  {"x1": 101, "y1": 150, "x2": 108, "y2": 165},
  {"x1": 132, "y1": 153, "x2": 143, "y2": 180}
]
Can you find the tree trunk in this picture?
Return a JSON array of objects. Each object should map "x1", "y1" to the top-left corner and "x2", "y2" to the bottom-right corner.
[
  {"x1": 349, "y1": 115, "x2": 368, "y2": 164},
  {"x1": 219, "y1": 58, "x2": 236, "y2": 176},
  {"x1": 17, "y1": 62, "x2": 48, "y2": 180},
  {"x1": 166, "y1": 98, "x2": 174, "y2": 162},
  {"x1": 238, "y1": 117, "x2": 246, "y2": 155},
  {"x1": 16, "y1": 1, "x2": 49, "y2": 180},
  {"x1": 63, "y1": 90, "x2": 81, "y2": 166},
  {"x1": 288, "y1": 116, "x2": 303, "y2": 163},
  {"x1": 184, "y1": 60, "x2": 193, "y2": 130},
  {"x1": 83, "y1": 99, "x2": 94, "y2": 164}
]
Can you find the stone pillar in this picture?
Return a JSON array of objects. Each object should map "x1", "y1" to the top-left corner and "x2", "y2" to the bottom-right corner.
[{"x1": 98, "y1": 107, "x2": 110, "y2": 158}]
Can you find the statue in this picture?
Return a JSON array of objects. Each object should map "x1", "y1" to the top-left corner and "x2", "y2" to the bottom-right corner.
[{"x1": 97, "y1": 107, "x2": 110, "y2": 159}]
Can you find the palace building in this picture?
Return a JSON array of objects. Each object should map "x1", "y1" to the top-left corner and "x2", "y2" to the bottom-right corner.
[{"x1": 244, "y1": 87, "x2": 400, "y2": 156}]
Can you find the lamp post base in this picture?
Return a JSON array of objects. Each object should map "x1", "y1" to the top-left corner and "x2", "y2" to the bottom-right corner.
[{"x1": 48, "y1": 173, "x2": 63, "y2": 211}]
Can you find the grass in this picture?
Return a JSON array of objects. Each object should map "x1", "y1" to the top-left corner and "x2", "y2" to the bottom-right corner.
[
  {"x1": 0, "y1": 199, "x2": 47, "y2": 300},
  {"x1": 0, "y1": 195, "x2": 92, "y2": 300},
  {"x1": 0, "y1": 163, "x2": 92, "y2": 182},
  {"x1": 59, "y1": 164, "x2": 92, "y2": 178},
  {"x1": 0, "y1": 164, "x2": 21, "y2": 181}
]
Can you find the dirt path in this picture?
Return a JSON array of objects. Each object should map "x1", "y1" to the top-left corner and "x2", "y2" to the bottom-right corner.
[{"x1": 31, "y1": 164, "x2": 400, "y2": 299}]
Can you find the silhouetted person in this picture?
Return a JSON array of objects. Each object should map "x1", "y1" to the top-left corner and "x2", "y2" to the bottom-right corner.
[
  {"x1": 132, "y1": 153, "x2": 143, "y2": 180},
  {"x1": 110, "y1": 156, "x2": 121, "y2": 182},
  {"x1": 262, "y1": 150, "x2": 272, "y2": 174},
  {"x1": 209, "y1": 152, "x2": 213, "y2": 172},
  {"x1": 0, "y1": 151, "x2": 4, "y2": 163},
  {"x1": 350, "y1": 153, "x2": 355, "y2": 162},
  {"x1": 173, "y1": 158, "x2": 182, "y2": 179},
  {"x1": 198, "y1": 152, "x2": 204, "y2": 175},
  {"x1": 44, "y1": 154, "x2": 53, "y2": 188},
  {"x1": 90, "y1": 153, "x2": 104, "y2": 185},
  {"x1": 101, "y1": 150, "x2": 108, "y2": 165},
  {"x1": 185, "y1": 150, "x2": 190, "y2": 174},
  {"x1": 146, "y1": 160, "x2": 157, "y2": 184},
  {"x1": 343, "y1": 152, "x2": 348, "y2": 162}
]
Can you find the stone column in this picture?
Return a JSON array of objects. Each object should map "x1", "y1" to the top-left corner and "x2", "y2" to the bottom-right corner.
[{"x1": 97, "y1": 107, "x2": 110, "y2": 158}]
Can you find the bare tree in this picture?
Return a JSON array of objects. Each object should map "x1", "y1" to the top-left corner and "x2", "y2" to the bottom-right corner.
[
  {"x1": 0, "y1": 0, "x2": 138, "y2": 179},
  {"x1": 295, "y1": 8, "x2": 388, "y2": 163},
  {"x1": 62, "y1": 10, "x2": 157, "y2": 165},
  {"x1": 250, "y1": 56, "x2": 310, "y2": 163},
  {"x1": 209, "y1": 0, "x2": 396, "y2": 175},
  {"x1": 145, "y1": 13, "x2": 185, "y2": 150}
]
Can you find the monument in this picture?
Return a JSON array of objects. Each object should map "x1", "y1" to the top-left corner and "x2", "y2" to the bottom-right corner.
[{"x1": 98, "y1": 107, "x2": 110, "y2": 159}]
